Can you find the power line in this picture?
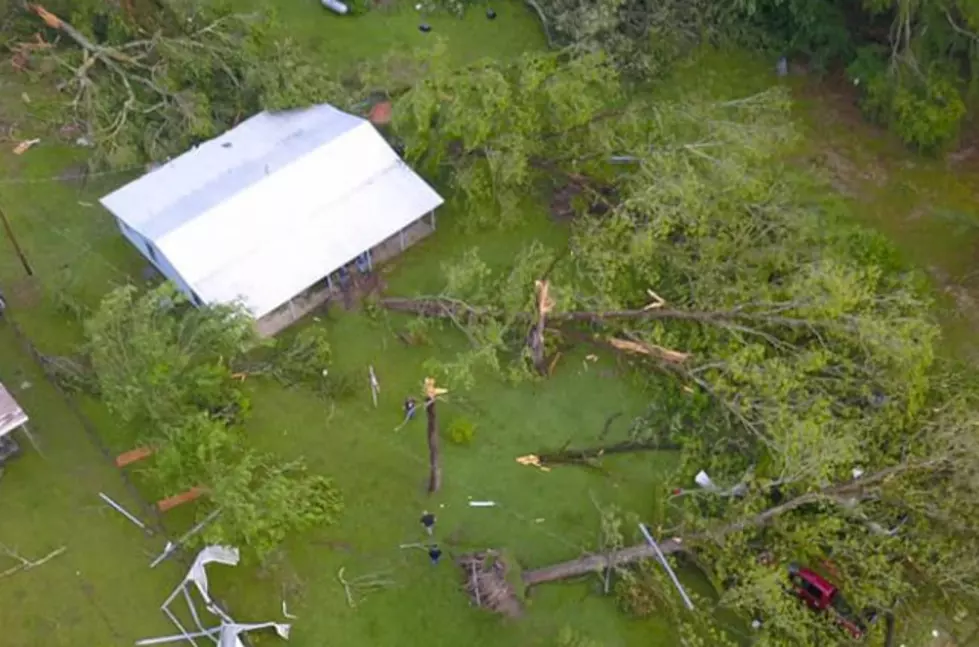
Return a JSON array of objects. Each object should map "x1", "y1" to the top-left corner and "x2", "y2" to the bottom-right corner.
[{"x1": 0, "y1": 164, "x2": 145, "y2": 186}]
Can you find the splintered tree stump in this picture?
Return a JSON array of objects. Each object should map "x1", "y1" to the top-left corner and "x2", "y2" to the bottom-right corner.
[
  {"x1": 458, "y1": 550, "x2": 523, "y2": 617},
  {"x1": 425, "y1": 395, "x2": 441, "y2": 493}
]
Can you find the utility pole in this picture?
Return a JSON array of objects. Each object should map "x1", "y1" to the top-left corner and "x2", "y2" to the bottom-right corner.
[{"x1": 0, "y1": 203, "x2": 33, "y2": 277}]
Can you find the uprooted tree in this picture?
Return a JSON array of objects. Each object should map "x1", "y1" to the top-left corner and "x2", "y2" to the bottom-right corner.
[{"x1": 382, "y1": 51, "x2": 979, "y2": 645}]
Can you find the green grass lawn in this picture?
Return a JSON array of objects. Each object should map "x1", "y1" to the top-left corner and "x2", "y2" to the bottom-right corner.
[
  {"x1": 0, "y1": 4, "x2": 676, "y2": 646},
  {"x1": 3, "y1": 5, "x2": 979, "y2": 647},
  {"x1": 0, "y1": 325, "x2": 184, "y2": 646}
]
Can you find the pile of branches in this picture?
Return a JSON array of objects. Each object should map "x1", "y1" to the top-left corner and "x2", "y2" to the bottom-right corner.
[{"x1": 458, "y1": 550, "x2": 523, "y2": 617}]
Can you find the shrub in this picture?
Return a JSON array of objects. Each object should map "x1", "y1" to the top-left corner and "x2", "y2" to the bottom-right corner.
[
  {"x1": 446, "y1": 417, "x2": 476, "y2": 445},
  {"x1": 848, "y1": 48, "x2": 966, "y2": 153},
  {"x1": 890, "y1": 73, "x2": 965, "y2": 153}
]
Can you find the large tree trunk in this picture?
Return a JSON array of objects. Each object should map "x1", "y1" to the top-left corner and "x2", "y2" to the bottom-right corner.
[
  {"x1": 522, "y1": 539, "x2": 680, "y2": 586},
  {"x1": 426, "y1": 396, "x2": 441, "y2": 493},
  {"x1": 538, "y1": 440, "x2": 680, "y2": 466},
  {"x1": 521, "y1": 464, "x2": 920, "y2": 587}
]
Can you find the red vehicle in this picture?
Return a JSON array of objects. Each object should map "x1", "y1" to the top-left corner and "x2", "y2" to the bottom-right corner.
[{"x1": 787, "y1": 564, "x2": 873, "y2": 639}]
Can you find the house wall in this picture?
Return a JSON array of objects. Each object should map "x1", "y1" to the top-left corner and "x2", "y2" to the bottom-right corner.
[
  {"x1": 115, "y1": 217, "x2": 199, "y2": 302},
  {"x1": 254, "y1": 213, "x2": 437, "y2": 337}
]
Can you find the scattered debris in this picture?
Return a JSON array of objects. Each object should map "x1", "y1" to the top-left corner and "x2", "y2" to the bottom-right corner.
[
  {"x1": 337, "y1": 567, "x2": 395, "y2": 608},
  {"x1": 469, "y1": 501, "x2": 496, "y2": 507},
  {"x1": 143, "y1": 545, "x2": 291, "y2": 647},
  {"x1": 368, "y1": 101, "x2": 392, "y2": 126},
  {"x1": 368, "y1": 365, "x2": 380, "y2": 408},
  {"x1": 75, "y1": 136, "x2": 93, "y2": 148},
  {"x1": 98, "y1": 492, "x2": 147, "y2": 530},
  {"x1": 281, "y1": 599, "x2": 298, "y2": 620},
  {"x1": 458, "y1": 550, "x2": 522, "y2": 617},
  {"x1": 486, "y1": 8, "x2": 497, "y2": 19},
  {"x1": 0, "y1": 543, "x2": 66, "y2": 579},
  {"x1": 321, "y1": 0, "x2": 349, "y2": 14},
  {"x1": 12, "y1": 139, "x2": 40, "y2": 155},
  {"x1": 9, "y1": 33, "x2": 52, "y2": 72},
  {"x1": 419, "y1": 23, "x2": 431, "y2": 32},
  {"x1": 516, "y1": 454, "x2": 551, "y2": 472},
  {"x1": 776, "y1": 56, "x2": 788, "y2": 77}
]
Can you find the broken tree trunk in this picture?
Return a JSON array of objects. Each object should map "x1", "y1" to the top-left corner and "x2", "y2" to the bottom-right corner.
[
  {"x1": 523, "y1": 540, "x2": 677, "y2": 586},
  {"x1": 426, "y1": 395, "x2": 441, "y2": 493},
  {"x1": 526, "y1": 280, "x2": 554, "y2": 375}
]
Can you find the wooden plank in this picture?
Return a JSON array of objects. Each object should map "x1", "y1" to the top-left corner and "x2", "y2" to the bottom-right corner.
[
  {"x1": 115, "y1": 446, "x2": 154, "y2": 467},
  {"x1": 156, "y1": 486, "x2": 205, "y2": 512}
]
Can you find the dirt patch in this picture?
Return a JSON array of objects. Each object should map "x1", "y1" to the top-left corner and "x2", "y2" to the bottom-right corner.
[
  {"x1": 549, "y1": 181, "x2": 615, "y2": 222},
  {"x1": 4, "y1": 276, "x2": 42, "y2": 309},
  {"x1": 340, "y1": 270, "x2": 387, "y2": 310}
]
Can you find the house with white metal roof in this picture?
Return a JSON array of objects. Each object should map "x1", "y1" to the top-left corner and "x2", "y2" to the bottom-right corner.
[{"x1": 100, "y1": 103, "x2": 443, "y2": 336}]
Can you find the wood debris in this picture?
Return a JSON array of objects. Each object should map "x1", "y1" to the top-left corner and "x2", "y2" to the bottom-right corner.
[
  {"x1": 12, "y1": 139, "x2": 40, "y2": 155},
  {"x1": 28, "y1": 4, "x2": 63, "y2": 30},
  {"x1": 9, "y1": 33, "x2": 52, "y2": 71},
  {"x1": 642, "y1": 288, "x2": 666, "y2": 310},
  {"x1": 0, "y1": 544, "x2": 66, "y2": 579},
  {"x1": 516, "y1": 454, "x2": 551, "y2": 472},
  {"x1": 608, "y1": 337, "x2": 689, "y2": 364},
  {"x1": 423, "y1": 377, "x2": 448, "y2": 400}
]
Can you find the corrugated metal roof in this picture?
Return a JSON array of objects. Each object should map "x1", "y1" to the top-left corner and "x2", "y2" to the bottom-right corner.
[
  {"x1": 100, "y1": 104, "x2": 443, "y2": 319},
  {"x1": 0, "y1": 382, "x2": 28, "y2": 438}
]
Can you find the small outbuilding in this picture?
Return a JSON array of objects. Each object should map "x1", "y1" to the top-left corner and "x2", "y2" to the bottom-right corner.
[
  {"x1": 0, "y1": 382, "x2": 29, "y2": 463},
  {"x1": 100, "y1": 104, "x2": 444, "y2": 336}
]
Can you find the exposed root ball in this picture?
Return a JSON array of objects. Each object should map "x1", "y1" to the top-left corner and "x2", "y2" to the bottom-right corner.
[{"x1": 457, "y1": 550, "x2": 523, "y2": 617}]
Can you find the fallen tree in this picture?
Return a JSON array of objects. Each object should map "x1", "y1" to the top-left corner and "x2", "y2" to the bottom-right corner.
[
  {"x1": 522, "y1": 462, "x2": 933, "y2": 586},
  {"x1": 383, "y1": 52, "x2": 979, "y2": 645}
]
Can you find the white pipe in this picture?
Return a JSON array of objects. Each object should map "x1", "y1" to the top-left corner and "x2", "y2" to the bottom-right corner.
[
  {"x1": 135, "y1": 627, "x2": 221, "y2": 646},
  {"x1": 150, "y1": 509, "x2": 221, "y2": 568},
  {"x1": 99, "y1": 492, "x2": 147, "y2": 530},
  {"x1": 638, "y1": 523, "x2": 694, "y2": 610}
]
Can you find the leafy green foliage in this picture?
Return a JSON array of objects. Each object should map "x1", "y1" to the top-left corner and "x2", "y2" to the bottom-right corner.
[
  {"x1": 445, "y1": 417, "x2": 476, "y2": 445},
  {"x1": 84, "y1": 284, "x2": 342, "y2": 560},
  {"x1": 84, "y1": 284, "x2": 259, "y2": 427},
  {"x1": 733, "y1": 0, "x2": 978, "y2": 149},
  {"x1": 17, "y1": 1, "x2": 349, "y2": 167},
  {"x1": 535, "y1": 0, "x2": 722, "y2": 75},
  {"x1": 393, "y1": 50, "x2": 621, "y2": 228},
  {"x1": 848, "y1": 48, "x2": 966, "y2": 152},
  {"x1": 554, "y1": 626, "x2": 605, "y2": 647},
  {"x1": 389, "y1": 52, "x2": 979, "y2": 644}
]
